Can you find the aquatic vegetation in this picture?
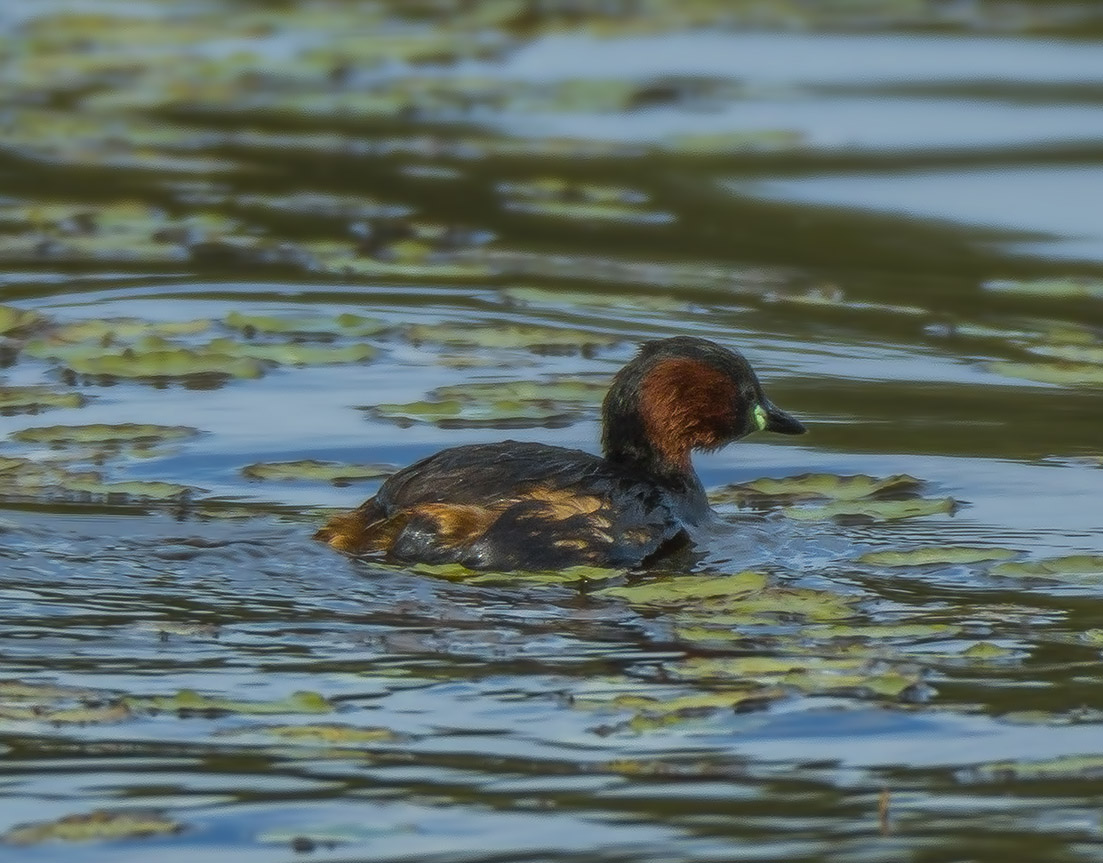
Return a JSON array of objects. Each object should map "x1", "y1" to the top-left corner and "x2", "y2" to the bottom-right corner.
[
  {"x1": 968, "y1": 753, "x2": 1103, "y2": 782},
  {"x1": 667, "y1": 654, "x2": 923, "y2": 699},
  {"x1": 369, "y1": 398, "x2": 579, "y2": 428},
  {"x1": 858, "y1": 546, "x2": 1019, "y2": 566},
  {"x1": 11, "y1": 423, "x2": 199, "y2": 447},
  {"x1": 690, "y1": 586, "x2": 861, "y2": 623},
  {"x1": 581, "y1": 687, "x2": 786, "y2": 732},
  {"x1": 960, "y1": 641, "x2": 1016, "y2": 659},
  {"x1": 241, "y1": 460, "x2": 393, "y2": 483},
  {"x1": 0, "y1": 701, "x2": 131, "y2": 724},
  {"x1": 712, "y1": 473, "x2": 924, "y2": 504},
  {"x1": 128, "y1": 689, "x2": 332, "y2": 716},
  {"x1": 666, "y1": 129, "x2": 805, "y2": 156},
  {"x1": 597, "y1": 571, "x2": 767, "y2": 605},
  {"x1": 250, "y1": 724, "x2": 401, "y2": 744},
  {"x1": 782, "y1": 497, "x2": 956, "y2": 521},
  {"x1": 0, "y1": 198, "x2": 236, "y2": 264},
  {"x1": 302, "y1": 239, "x2": 493, "y2": 280},
  {"x1": 403, "y1": 562, "x2": 625, "y2": 585},
  {"x1": 62, "y1": 347, "x2": 266, "y2": 381},
  {"x1": 983, "y1": 277, "x2": 1103, "y2": 300},
  {"x1": 14, "y1": 308, "x2": 387, "y2": 383},
  {"x1": 801, "y1": 622, "x2": 959, "y2": 640},
  {"x1": 33, "y1": 318, "x2": 214, "y2": 345},
  {"x1": 229, "y1": 192, "x2": 410, "y2": 221},
  {"x1": 710, "y1": 473, "x2": 954, "y2": 521},
  {"x1": 500, "y1": 285, "x2": 690, "y2": 312},
  {"x1": 206, "y1": 337, "x2": 377, "y2": 366},
  {"x1": 1025, "y1": 344, "x2": 1103, "y2": 365},
  {"x1": 1, "y1": 810, "x2": 182, "y2": 845},
  {"x1": 0, "y1": 386, "x2": 85, "y2": 413},
  {"x1": 762, "y1": 285, "x2": 926, "y2": 316},
  {"x1": 224, "y1": 311, "x2": 386, "y2": 337},
  {"x1": 991, "y1": 555, "x2": 1103, "y2": 581},
  {"x1": 432, "y1": 378, "x2": 607, "y2": 405},
  {"x1": 405, "y1": 323, "x2": 621, "y2": 352},
  {"x1": 989, "y1": 360, "x2": 1103, "y2": 387},
  {"x1": 0, "y1": 457, "x2": 196, "y2": 502},
  {"x1": 0, "y1": 304, "x2": 43, "y2": 335},
  {"x1": 369, "y1": 377, "x2": 605, "y2": 428},
  {"x1": 0, "y1": 109, "x2": 237, "y2": 175},
  {"x1": 498, "y1": 178, "x2": 674, "y2": 225}
]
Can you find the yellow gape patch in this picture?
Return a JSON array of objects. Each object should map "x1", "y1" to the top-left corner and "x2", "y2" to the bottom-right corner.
[{"x1": 753, "y1": 404, "x2": 768, "y2": 431}]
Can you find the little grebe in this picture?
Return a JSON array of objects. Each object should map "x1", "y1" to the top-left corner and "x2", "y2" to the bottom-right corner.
[{"x1": 316, "y1": 336, "x2": 804, "y2": 569}]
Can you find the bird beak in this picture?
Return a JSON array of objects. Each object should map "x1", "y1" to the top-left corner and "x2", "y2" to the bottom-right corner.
[{"x1": 762, "y1": 399, "x2": 806, "y2": 435}]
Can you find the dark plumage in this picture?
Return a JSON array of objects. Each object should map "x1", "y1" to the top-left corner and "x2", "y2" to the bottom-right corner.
[{"x1": 316, "y1": 336, "x2": 805, "y2": 570}]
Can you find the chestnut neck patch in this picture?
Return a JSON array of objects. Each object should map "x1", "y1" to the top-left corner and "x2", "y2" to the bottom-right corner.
[{"x1": 638, "y1": 357, "x2": 738, "y2": 472}]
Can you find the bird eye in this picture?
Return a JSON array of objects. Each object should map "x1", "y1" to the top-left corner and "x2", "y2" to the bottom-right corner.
[{"x1": 753, "y1": 404, "x2": 768, "y2": 431}]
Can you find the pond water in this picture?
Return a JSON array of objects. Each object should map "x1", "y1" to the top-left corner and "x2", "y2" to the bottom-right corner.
[{"x1": 2, "y1": 3, "x2": 1103, "y2": 861}]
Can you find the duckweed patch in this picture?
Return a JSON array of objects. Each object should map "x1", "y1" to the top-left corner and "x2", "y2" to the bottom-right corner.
[
  {"x1": 11, "y1": 423, "x2": 199, "y2": 447},
  {"x1": 370, "y1": 377, "x2": 606, "y2": 428},
  {"x1": 696, "y1": 587, "x2": 861, "y2": 623},
  {"x1": 13, "y1": 308, "x2": 388, "y2": 384},
  {"x1": 63, "y1": 347, "x2": 266, "y2": 381},
  {"x1": 1, "y1": 810, "x2": 183, "y2": 845},
  {"x1": 1025, "y1": 344, "x2": 1103, "y2": 365},
  {"x1": 761, "y1": 285, "x2": 926, "y2": 317},
  {"x1": 582, "y1": 687, "x2": 786, "y2": 732},
  {"x1": 712, "y1": 473, "x2": 924, "y2": 505},
  {"x1": 783, "y1": 497, "x2": 956, "y2": 522},
  {"x1": 0, "y1": 701, "x2": 132, "y2": 724},
  {"x1": 0, "y1": 386, "x2": 85, "y2": 413},
  {"x1": 989, "y1": 360, "x2": 1103, "y2": 387},
  {"x1": 802, "y1": 622, "x2": 960, "y2": 640},
  {"x1": 0, "y1": 198, "x2": 237, "y2": 264},
  {"x1": 405, "y1": 323, "x2": 621, "y2": 352},
  {"x1": 129, "y1": 689, "x2": 333, "y2": 716},
  {"x1": 968, "y1": 754, "x2": 1103, "y2": 783},
  {"x1": 206, "y1": 338, "x2": 377, "y2": 367},
  {"x1": 403, "y1": 562, "x2": 626, "y2": 586},
  {"x1": 668, "y1": 655, "x2": 923, "y2": 700},
  {"x1": 0, "y1": 458, "x2": 196, "y2": 502},
  {"x1": 369, "y1": 398, "x2": 578, "y2": 429},
  {"x1": 711, "y1": 473, "x2": 954, "y2": 522},
  {"x1": 433, "y1": 378, "x2": 607, "y2": 405},
  {"x1": 500, "y1": 286, "x2": 689, "y2": 312},
  {"x1": 983, "y1": 277, "x2": 1103, "y2": 300},
  {"x1": 991, "y1": 555, "x2": 1103, "y2": 582},
  {"x1": 38, "y1": 318, "x2": 214, "y2": 345},
  {"x1": 597, "y1": 571, "x2": 767, "y2": 605},
  {"x1": 252, "y1": 724, "x2": 401, "y2": 744},
  {"x1": 0, "y1": 304, "x2": 43, "y2": 335},
  {"x1": 0, "y1": 678, "x2": 132, "y2": 727},
  {"x1": 498, "y1": 178, "x2": 674, "y2": 225},
  {"x1": 858, "y1": 547, "x2": 1019, "y2": 567},
  {"x1": 668, "y1": 129, "x2": 805, "y2": 155},
  {"x1": 224, "y1": 311, "x2": 387, "y2": 338},
  {"x1": 960, "y1": 641, "x2": 1017, "y2": 660},
  {"x1": 241, "y1": 460, "x2": 393, "y2": 483}
]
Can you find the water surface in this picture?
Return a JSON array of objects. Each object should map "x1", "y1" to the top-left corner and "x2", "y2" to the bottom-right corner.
[{"x1": 2, "y1": 3, "x2": 1103, "y2": 861}]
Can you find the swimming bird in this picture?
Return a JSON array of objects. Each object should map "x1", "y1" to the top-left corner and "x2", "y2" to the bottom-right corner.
[{"x1": 316, "y1": 336, "x2": 804, "y2": 569}]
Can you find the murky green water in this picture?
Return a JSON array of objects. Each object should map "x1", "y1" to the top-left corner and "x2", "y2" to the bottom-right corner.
[{"x1": 3, "y1": 2, "x2": 1103, "y2": 860}]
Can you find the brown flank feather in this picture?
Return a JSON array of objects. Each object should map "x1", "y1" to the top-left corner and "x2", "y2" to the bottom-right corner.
[{"x1": 315, "y1": 486, "x2": 618, "y2": 558}]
